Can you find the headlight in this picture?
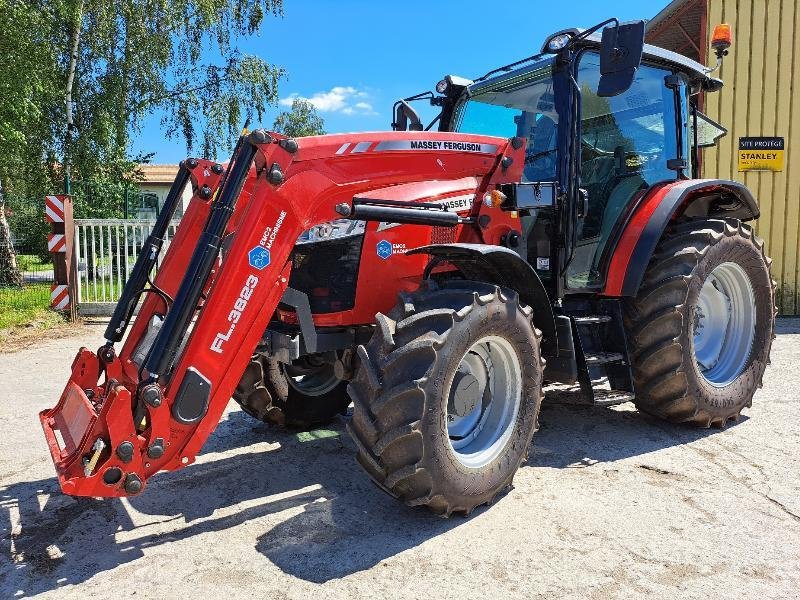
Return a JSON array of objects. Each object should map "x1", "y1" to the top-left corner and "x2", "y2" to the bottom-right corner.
[
  {"x1": 546, "y1": 33, "x2": 572, "y2": 52},
  {"x1": 296, "y1": 219, "x2": 366, "y2": 244}
]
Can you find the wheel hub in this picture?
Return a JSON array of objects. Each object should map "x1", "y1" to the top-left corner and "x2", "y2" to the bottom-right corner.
[
  {"x1": 283, "y1": 353, "x2": 342, "y2": 396},
  {"x1": 449, "y1": 369, "x2": 481, "y2": 418},
  {"x1": 446, "y1": 336, "x2": 522, "y2": 469},
  {"x1": 692, "y1": 262, "x2": 756, "y2": 386}
]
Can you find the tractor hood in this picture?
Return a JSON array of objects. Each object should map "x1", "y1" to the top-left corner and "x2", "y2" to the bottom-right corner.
[{"x1": 288, "y1": 131, "x2": 510, "y2": 163}]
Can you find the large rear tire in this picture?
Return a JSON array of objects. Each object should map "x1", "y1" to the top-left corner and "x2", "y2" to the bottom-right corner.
[
  {"x1": 233, "y1": 353, "x2": 350, "y2": 429},
  {"x1": 624, "y1": 218, "x2": 776, "y2": 427},
  {"x1": 347, "y1": 281, "x2": 544, "y2": 516}
]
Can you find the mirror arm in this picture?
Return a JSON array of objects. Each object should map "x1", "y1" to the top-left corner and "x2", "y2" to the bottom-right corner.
[{"x1": 392, "y1": 99, "x2": 424, "y2": 132}]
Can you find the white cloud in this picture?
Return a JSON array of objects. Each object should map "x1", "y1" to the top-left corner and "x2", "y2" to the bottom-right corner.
[{"x1": 280, "y1": 86, "x2": 378, "y2": 116}]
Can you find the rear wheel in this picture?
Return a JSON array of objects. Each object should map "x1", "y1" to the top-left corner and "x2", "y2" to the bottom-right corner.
[
  {"x1": 347, "y1": 281, "x2": 544, "y2": 516},
  {"x1": 624, "y1": 218, "x2": 776, "y2": 427},
  {"x1": 233, "y1": 353, "x2": 350, "y2": 429}
]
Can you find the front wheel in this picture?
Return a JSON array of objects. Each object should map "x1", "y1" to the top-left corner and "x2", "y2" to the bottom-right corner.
[
  {"x1": 624, "y1": 218, "x2": 776, "y2": 427},
  {"x1": 347, "y1": 281, "x2": 544, "y2": 516},
  {"x1": 233, "y1": 353, "x2": 351, "y2": 429}
]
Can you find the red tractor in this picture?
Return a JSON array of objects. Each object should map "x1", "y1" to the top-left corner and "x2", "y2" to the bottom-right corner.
[{"x1": 41, "y1": 19, "x2": 775, "y2": 516}]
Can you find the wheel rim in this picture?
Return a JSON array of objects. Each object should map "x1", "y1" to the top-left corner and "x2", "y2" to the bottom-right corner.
[
  {"x1": 446, "y1": 335, "x2": 522, "y2": 469},
  {"x1": 692, "y1": 262, "x2": 756, "y2": 387},
  {"x1": 283, "y1": 357, "x2": 341, "y2": 396}
]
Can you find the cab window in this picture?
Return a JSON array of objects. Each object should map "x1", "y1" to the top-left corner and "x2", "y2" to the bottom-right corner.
[{"x1": 566, "y1": 51, "x2": 679, "y2": 289}]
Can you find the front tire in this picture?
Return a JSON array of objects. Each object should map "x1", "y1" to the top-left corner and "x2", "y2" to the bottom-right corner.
[
  {"x1": 233, "y1": 353, "x2": 350, "y2": 429},
  {"x1": 347, "y1": 281, "x2": 544, "y2": 516},
  {"x1": 624, "y1": 218, "x2": 776, "y2": 427}
]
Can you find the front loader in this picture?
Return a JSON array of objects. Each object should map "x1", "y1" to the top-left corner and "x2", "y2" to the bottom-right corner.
[{"x1": 41, "y1": 19, "x2": 775, "y2": 515}]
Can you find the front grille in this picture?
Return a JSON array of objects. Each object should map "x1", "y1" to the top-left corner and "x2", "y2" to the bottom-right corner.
[
  {"x1": 431, "y1": 226, "x2": 455, "y2": 244},
  {"x1": 288, "y1": 235, "x2": 364, "y2": 313}
]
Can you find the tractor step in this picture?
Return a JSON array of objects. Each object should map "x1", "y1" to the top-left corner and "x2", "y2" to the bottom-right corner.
[
  {"x1": 584, "y1": 351, "x2": 625, "y2": 366},
  {"x1": 592, "y1": 389, "x2": 635, "y2": 407},
  {"x1": 573, "y1": 315, "x2": 612, "y2": 325},
  {"x1": 565, "y1": 300, "x2": 636, "y2": 407}
]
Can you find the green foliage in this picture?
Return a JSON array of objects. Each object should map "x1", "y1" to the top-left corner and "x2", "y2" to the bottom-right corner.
[
  {"x1": 0, "y1": 1, "x2": 62, "y2": 199},
  {"x1": 273, "y1": 99, "x2": 326, "y2": 138},
  {"x1": 0, "y1": 283, "x2": 54, "y2": 329},
  {"x1": 0, "y1": 0, "x2": 285, "y2": 205},
  {"x1": 4, "y1": 194, "x2": 50, "y2": 259}
]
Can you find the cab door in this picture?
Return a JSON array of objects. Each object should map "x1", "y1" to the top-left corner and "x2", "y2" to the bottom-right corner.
[{"x1": 565, "y1": 51, "x2": 684, "y2": 290}]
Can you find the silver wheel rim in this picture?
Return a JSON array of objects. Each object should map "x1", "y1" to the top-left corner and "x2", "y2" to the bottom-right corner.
[
  {"x1": 692, "y1": 262, "x2": 756, "y2": 387},
  {"x1": 446, "y1": 335, "x2": 522, "y2": 469},
  {"x1": 283, "y1": 360, "x2": 341, "y2": 396}
]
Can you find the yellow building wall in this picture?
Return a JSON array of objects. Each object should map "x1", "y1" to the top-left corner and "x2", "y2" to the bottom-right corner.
[{"x1": 703, "y1": 0, "x2": 799, "y2": 313}]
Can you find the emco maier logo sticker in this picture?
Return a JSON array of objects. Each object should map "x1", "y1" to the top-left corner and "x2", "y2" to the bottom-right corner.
[
  {"x1": 248, "y1": 246, "x2": 271, "y2": 270},
  {"x1": 376, "y1": 240, "x2": 408, "y2": 259},
  {"x1": 376, "y1": 240, "x2": 393, "y2": 260}
]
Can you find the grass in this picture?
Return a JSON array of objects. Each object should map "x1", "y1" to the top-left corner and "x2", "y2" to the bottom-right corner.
[
  {"x1": 0, "y1": 283, "x2": 56, "y2": 329},
  {"x1": 16, "y1": 254, "x2": 52, "y2": 273},
  {"x1": 0, "y1": 283, "x2": 82, "y2": 352}
]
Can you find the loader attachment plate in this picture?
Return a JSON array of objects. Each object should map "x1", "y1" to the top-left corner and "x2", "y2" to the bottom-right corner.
[
  {"x1": 41, "y1": 381, "x2": 97, "y2": 463},
  {"x1": 40, "y1": 347, "x2": 144, "y2": 497}
]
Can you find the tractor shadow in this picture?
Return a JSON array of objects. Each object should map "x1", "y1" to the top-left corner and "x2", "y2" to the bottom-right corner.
[
  {"x1": 0, "y1": 409, "x2": 460, "y2": 595},
  {"x1": 2, "y1": 393, "x2": 737, "y2": 594},
  {"x1": 531, "y1": 388, "x2": 744, "y2": 470}
]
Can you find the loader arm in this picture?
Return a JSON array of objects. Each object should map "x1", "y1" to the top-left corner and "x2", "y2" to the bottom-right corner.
[{"x1": 40, "y1": 129, "x2": 524, "y2": 497}]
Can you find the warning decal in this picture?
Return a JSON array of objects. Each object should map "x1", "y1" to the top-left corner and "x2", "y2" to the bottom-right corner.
[{"x1": 738, "y1": 137, "x2": 784, "y2": 172}]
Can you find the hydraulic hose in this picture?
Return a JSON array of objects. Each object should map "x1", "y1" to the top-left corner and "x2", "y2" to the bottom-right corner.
[{"x1": 142, "y1": 130, "x2": 268, "y2": 380}]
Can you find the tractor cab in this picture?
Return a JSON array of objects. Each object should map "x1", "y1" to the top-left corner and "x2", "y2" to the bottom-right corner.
[{"x1": 396, "y1": 20, "x2": 728, "y2": 297}]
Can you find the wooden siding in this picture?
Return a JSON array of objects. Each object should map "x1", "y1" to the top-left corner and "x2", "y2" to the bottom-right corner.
[{"x1": 703, "y1": 0, "x2": 800, "y2": 313}]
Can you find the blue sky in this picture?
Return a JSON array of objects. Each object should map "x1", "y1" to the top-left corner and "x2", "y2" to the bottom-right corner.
[{"x1": 130, "y1": 0, "x2": 670, "y2": 164}]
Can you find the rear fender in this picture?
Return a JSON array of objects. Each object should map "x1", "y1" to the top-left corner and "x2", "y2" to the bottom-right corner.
[
  {"x1": 408, "y1": 243, "x2": 557, "y2": 356},
  {"x1": 604, "y1": 179, "x2": 759, "y2": 297}
]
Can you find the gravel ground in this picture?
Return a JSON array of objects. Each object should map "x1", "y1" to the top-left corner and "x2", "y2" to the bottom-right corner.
[{"x1": 1, "y1": 320, "x2": 799, "y2": 599}]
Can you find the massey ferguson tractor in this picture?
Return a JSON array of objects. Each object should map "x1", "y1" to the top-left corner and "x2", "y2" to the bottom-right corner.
[{"x1": 41, "y1": 19, "x2": 775, "y2": 516}]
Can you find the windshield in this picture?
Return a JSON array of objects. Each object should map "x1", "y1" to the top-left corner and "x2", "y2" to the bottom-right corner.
[{"x1": 454, "y1": 59, "x2": 559, "y2": 181}]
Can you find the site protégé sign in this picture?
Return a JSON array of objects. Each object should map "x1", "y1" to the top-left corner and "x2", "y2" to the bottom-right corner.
[{"x1": 738, "y1": 137, "x2": 785, "y2": 172}]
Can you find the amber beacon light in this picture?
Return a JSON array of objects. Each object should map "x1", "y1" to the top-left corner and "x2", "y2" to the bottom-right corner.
[{"x1": 712, "y1": 23, "x2": 733, "y2": 56}]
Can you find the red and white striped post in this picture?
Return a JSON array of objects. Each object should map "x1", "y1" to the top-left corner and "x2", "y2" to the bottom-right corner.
[{"x1": 45, "y1": 194, "x2": 77, "y2": 320}]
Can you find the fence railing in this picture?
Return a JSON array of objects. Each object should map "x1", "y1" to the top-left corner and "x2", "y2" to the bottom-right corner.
[
  {"x1": 0, "y1": 243, "x2": 55, "y2": 327},
  {"x1": 75, "y1": 219, "x2": 178, "y2": 314}
]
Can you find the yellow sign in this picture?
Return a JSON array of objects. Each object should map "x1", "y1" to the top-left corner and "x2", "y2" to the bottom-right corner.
[{"x1": 738, "y1": 137, "x2": 784, "y2": 172}]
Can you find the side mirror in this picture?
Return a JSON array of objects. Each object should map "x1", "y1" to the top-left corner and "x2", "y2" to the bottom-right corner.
[
  {"x1": 597, "y1": 20, "x2": 645, "y2": 97},
  {"x1": 392, "y1": 100, "x2": 424, "y2": 132}
]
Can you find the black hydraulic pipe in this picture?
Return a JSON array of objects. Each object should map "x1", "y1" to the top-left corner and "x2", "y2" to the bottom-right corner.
[
  {"x1": 350, "y1": 205, "x2": 460, "y2": 227},
  {"x1": 104, "y1": 160, "x2": 196, "y2": 343},
  {"x1": 143, "y1": 131, "x2": 268, "y2": 380}
]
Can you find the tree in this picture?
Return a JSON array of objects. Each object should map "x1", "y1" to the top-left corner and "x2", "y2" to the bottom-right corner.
[
  {"x1": 0, "y1": 0, "x2": 286, "y2": 198},
  {"x1": 0, "y1": 0, "x2": 287, "y2": 271},
  {"x1": 0, "y1": 179, "x2": 23, "y2": 287},
  {"x1": 272, "y1": 99, "x2": 326, "y2": 137}
]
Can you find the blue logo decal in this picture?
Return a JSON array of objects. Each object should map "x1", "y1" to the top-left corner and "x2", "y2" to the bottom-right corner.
[
  {"x1": 248, "y1": 246, "x2": 271, "y2": 270},
  {"x1": 376, "y1": 240, "x2": 393, "y2": 260}
]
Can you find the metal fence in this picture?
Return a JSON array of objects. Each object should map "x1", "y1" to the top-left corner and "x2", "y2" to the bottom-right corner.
[
  {"x1": 0, "y1": 241, "x2": 56, "y2": 327},
  {"x1": 75, "y1": 219, "x2": 178, "y2": 315}
]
